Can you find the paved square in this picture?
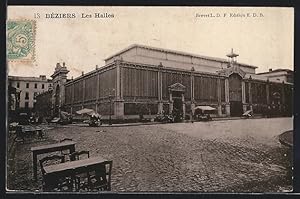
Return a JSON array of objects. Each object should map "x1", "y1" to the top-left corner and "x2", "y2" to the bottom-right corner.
[{"x1": 7, "y1": 117, "x2": 293, "y2": 192}]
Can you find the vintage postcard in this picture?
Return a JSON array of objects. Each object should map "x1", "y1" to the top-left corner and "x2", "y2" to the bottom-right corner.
[{"x1": 7, "y1": 6, "x2": 294, "y2": 193}]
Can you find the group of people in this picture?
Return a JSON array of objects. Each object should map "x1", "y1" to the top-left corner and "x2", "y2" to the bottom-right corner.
[
  {"x1": 154, "y1": 108, "x2": 184, "y2": 123},
  {"x1": 88, "y1": 114, "x2": 102, "y2": 126}
]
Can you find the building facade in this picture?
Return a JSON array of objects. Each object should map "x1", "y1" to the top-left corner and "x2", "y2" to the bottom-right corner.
[
  {"x1": 59, "y1": 44, "x2": 293, "y2": 119},
  {"x1": 8, "y1": 75, "x2": 53, "y2": 110},
  {"x1": 257, "y1": 69, "x2": 294, "y2": 83},
  {"x1": 35, "y1": 90, "x2": 53, "y2": 119},
  {"x1": 50, "y1": 62, "x2": 70, "y2": 117}
]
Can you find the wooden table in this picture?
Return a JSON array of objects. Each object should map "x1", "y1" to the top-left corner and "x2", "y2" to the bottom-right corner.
[
  {"x1": 16, "y1": 125, "x2": 44, "y2": 141},
  {"x1": 35, "y1": 127, "x2": 44, "y2": 138},
  {"x1": 31, "y1": 141, "x2": 76, "y2": 181},
  {"x1": 23, "y1": 126, "x2": 36, "y2": 136},
  {"x1": 43, "y1": 157, "x2": 109, "y2": 191}
]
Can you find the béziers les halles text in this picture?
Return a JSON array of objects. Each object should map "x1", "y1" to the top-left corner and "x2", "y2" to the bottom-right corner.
[{"x1": 44, "y1": 12, "x2": 114, "y2": 19}]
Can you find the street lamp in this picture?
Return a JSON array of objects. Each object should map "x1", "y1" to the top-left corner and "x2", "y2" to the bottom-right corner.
[
  {"x1": 108, "y1": 88, "x2": 115, "y2": 125},
  {"x1": 109, "y1": 94, "x2": 112, "y2": 125}
]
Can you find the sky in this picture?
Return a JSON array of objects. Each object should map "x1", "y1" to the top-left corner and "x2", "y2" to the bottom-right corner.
[{"x1": 7, "y1": 6, "x2": 294, "y2": 79}]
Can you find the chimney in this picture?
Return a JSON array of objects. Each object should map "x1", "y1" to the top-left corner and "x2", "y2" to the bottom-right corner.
[
  {"x1": 39, "y1": 75, "x2": 46, "y2": 80},
  {"x1": 63, "y1": 62, "x2": 65, "y2": 67},
  {"x1": 269, "y1": 68, "x2": 272, "y2": 72},
  {"x1": 56, "y1": 63, "x2": 61, "y2": 68},
  {"x1": 96, "y1": 65, "x2": 98, "y2": 69},
  {"x1": 82, "y1": 71, "x2": 84, "y2": 76}
]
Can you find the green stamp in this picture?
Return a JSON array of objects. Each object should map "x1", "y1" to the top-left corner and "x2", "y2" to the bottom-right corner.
[{"x1": 7, "y1": 20, "x2": 36, "y2": 61}]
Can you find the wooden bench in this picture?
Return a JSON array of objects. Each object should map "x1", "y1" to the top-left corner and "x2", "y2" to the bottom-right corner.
[
  {"x1": 43, "y1": 157, "x2": 112, "y2": 191},
  {"x1": 31, "y1": 141, "x2": 76, "y2": 181}
]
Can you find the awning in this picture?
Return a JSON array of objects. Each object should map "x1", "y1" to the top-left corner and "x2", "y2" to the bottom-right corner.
[
  {"x1": 90, "y1": 113, "x2": 101, "y2": 118},
  {"x1": 19, "y1": 113, "x2": 28, "y2": 116},
  {"x1": 61, "y1": 111, "x2": 71, "y2": 115},
  {"x1": 195, "y1": 106, "x2": 216, "y2": 111},
  {"x1": 76, "y1": 108, "x2": 95, "y2": 115},
  {"x1": 242, "y1": 110, "x2": 252, "y2": 116},
  {"x1": 51, "y1": 117, "x2": 60, "y2": 123},
  {"x1": 60, "y1": 111, "x2": 71, "y2": 119}
]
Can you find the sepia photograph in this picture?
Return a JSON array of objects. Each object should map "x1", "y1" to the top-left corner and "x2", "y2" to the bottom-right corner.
[{"x1": 6, "y1": 6, "x2": 294, "y2": 193}]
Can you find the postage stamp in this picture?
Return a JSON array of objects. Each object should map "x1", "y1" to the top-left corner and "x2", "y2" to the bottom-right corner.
[{"x1": 7, "y1": 20, "x2": 36, "y2": 62}]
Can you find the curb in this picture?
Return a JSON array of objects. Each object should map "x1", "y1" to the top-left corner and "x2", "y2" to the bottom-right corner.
[
  {"x1": 60, "y1": 116, "x2": 291, "y2": 128},
  {"x1": 68, "y1": 122, "x2": 163, "y2": 128},
  {"x1": 278, "y1": 130, "x2": 293, "y2": 148}
]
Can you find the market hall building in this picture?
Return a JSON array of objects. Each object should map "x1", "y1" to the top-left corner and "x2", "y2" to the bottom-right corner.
[{"x1": 51, "y1": 44, "x2": 293, "y2": 120}]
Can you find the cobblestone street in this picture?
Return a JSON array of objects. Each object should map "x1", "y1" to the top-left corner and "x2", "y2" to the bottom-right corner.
[{"x1": 7, "y1": 117, "x2": 293, "y2": 192}]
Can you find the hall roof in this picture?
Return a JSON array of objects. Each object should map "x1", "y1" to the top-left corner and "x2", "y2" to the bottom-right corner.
[{"x1": 105, "y1": 44, "x2": 258, "y2": 69}]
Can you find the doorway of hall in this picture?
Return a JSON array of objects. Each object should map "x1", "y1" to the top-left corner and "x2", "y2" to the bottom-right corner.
[
  {"x1": 230, "y1": 101, "x2": 243, "y2": 117},
  {"x1": 168, "y1": 82, "x2": 186, "y2": 116},
  {"x1": 172, "y1": 95, "x2": 183, "y2": 114},
  {"x1": 229, "y1": 73, "x2": 243, "y2": 117}
]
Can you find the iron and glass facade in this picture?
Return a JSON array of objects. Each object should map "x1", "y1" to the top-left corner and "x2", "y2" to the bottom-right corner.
[{"x1": 61, "y1": 45, "x2": 293, "y2": 119}]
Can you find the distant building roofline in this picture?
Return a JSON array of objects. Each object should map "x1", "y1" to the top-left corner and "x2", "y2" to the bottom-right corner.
[
  {"x1": 104, "y1": 44, "x2": 258, "y2": 69},
  {"x1": 257, "y1": 68, "x2": 293, "y2": 75},
  {"x1": 245, "y1": 73, "x2": 293, "y2": 84},
  {"x1": 8, "y1": 75, "x2": 51, "y2": 82}
]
